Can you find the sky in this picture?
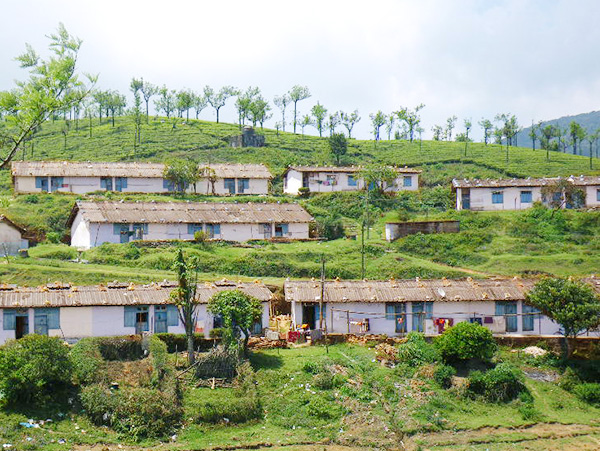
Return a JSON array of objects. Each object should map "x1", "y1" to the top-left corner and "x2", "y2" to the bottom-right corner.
[{"x1": 2, "y1": 0, "x2": 600, "y2": 141}]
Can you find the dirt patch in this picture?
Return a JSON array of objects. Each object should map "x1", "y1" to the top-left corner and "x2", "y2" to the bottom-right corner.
[{"x1": 522, "y1": 368, "x2": 559, "y2": 382}]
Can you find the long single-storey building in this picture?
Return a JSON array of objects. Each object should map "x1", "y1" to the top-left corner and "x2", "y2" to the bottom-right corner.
[
  {"x1": 11, "y1": 161, "x2": 272, "y2": 195},
  {"x1": 0, "y1": 280, "x2": 273, "y2": 344},
  {"x1": 452, "y1": 175, "x2": 600, "y2": 211},
  {"x1": 283, "y1": 166, "x2": 421, "y2": 195},
  {"x1": 67, "y1": 201, "x2": 314, "y2": 248},
  {"x1": 0, "y1": 215, "x2": 29, "y2": 255},
  {"x1": 285, "y1": 277, "x2": 600, "y2": 337}
]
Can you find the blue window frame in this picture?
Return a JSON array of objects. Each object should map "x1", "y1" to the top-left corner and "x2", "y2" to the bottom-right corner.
[
  {"x1": 224, "y1": 178, "x2": 236, "y2": 194},
  {"x1": 101, "y1": 177, "x2": 113, "y2": 191},
  {"x1": 385, "y1": 303, "x2": 407, "y2": 333},
  {"x1": 347, "y1": 175, "x2": 357, "y2": 187},
  {"x1": 3, "y1": 309, "x2": 16, "y2": 330},
  {"x1": 495, "y1": 301, "x2": 517, "y2": 332},
  {"x1": 34, "y1": 308, "x2": 60, "y2": 335},
  {"x1": 115, "y1": 177, "x2": 127, "y2": 192},
  {"x1": 35, "y1": 176, "x2": 48, "y2": 191},
  {"x1": 314, "y1": 303, "x2": 326, "y2": 328},
  {"x1": 411, "y1": 301, "x2": 433, "y2": 332},
  {"x1": 237, "y1": 178, "x2": 250, "y2": 193},
  {"x1": 167, "y1": 305, "x2": 179, "y2": 326},
  {"x1": 124, "y1": 305, "x2": 149, "y2": 332},
  {"x1": 187, "y1": 223, "x2": 203, "y2": 235},
  {"x1": 520, "y1": 190, "x2": 532, "y2": 203},
  {"x1": 522, "y1": 304, "x2": 540, "y2": 332},
  {"x1": 492, "y1": 191, "x2": 504, "y2": 204},
  {"x1": 132, "y1": 223, "x2": 148, "y2": 240},
  {"x1": 275, "y1": 223, "x2": 289, "y2": 237},
  {"x1": 597, "y1": 189, "x2": 600, "y2": 202},
  {"x1": 206, "y1": 224, "x2": 220, "y2": 238},
  {"x1": 403, "y1": 176, "x2": 412, "y2": 187},
  {"x1": 50, "y1": 177, "x2": 64, "y2": 192},
  {"x1": 163, "y1": 178, "x2": 175, "y2": 191}
]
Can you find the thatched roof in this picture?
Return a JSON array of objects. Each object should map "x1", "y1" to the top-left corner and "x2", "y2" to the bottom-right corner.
[
  {"x1": 67, "y1": 201, "x2": 313, "y2": 226},
  {"x1": 285, "y1": 277, "x2": 600, "y2": 304},
  {"x1": 0, "y1": 280, "x2": 272, "y2": 308}
]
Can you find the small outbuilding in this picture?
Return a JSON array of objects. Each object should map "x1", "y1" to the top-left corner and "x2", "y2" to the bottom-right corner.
[{"x1": 0, "y1": 215, "x2": 29, "y2": 255}]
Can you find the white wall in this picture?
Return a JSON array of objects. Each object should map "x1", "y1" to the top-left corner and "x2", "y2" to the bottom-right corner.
[
  {"x1": 0, "y1": 222, "x2": 25, "y2": 255},
  {"x1": 584, "y1": 185, "x2": 600, "y2": 208},
  {"x1": 458, "y1": 186, "x2": 544, "y2": 211}
]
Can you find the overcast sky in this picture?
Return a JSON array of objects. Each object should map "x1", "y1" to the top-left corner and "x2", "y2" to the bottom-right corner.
[{"x1": 2, "y1": 0, "x2": 600, "y2": 140}]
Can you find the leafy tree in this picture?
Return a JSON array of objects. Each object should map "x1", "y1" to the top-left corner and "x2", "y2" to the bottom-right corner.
[
  {"x1": 369, "y1": 111, "x2": 386, "y2": 141},
  {"x1": 526, "y1": 278, "x2": 600, "y2": 357},
  {"x1": 139, "y1": 79, "x2": 157, "y2": 124},
  {"x1": 248, "y1": 95, "x2": 271, "y2": 128},
  {"x1": 540, "y1": 178, "x2": 585, "y2": 210},
  {"x1": 435, "y1": 322, "x2": 497, "y2": 363},
  {"x1": 93, "y1": 90, "x2": 110, "y2": 124},
  {"x1": 385, "y1": 113, "x2": 395, "y2": 140},
  {"x1": 326, "y1": 111, "x2": 341, "y2": 136},
  {"x1": 463, "y1": 118, "x2": 472, "y2": 155},
  {"x1": 478, "y1": 118, "x2": 494, "y2": 145},
  {"x1": 235, "y1": 86, "x2": 259, "y2": 126},
  {"x1": 445, "y1": 115, "x2": 458, "y2": 141},
  {"x1": 288, "y1": 85, "x2": 311, "y2": 134},
  {"x1": 358, "y1": 164, "x2": 397, "y2": 193},
  {"x1": 311, "y1": 102, "x2": 327, "y2": 137},
  {"x1": 395, "y1": 104, "x2": 424, "y2": 142},
  {"x1": 176, "y1": 89, "x2": 195, "y2": 120},
  {"x1": 273, "y1": 94, "x2": 290, "y2": 132},
  {"x1": 529, "y1": 120, "x2": 541, "y2": 151},
  {"x1": 569, "y1": 121, "x2": 586, "y2": 155},
  {"x1": 130, "y1": 82, "x2": 143, "y2": 147},
  {"x1": 299, "y1": 114, "x2": 313, "y2": 136},
  {"x1": 163, "y1": 159, "x2": 199, "y2": 193},
  {"x1": 340, "y1": 110, "x2": 360, "y2": 139},
  {"x1": 431, "y1": 124, "x2": 443, "y2": 141},
  {"x1": 193, "y1": 92, "x2": 207, "y2": 119},
  {"x1": 106, "y1": 90, "x2": 126, "y2": 127},
  {"x1": 208, "y1": 290, "x2": 263, "y2": 354},
  {"x1": 154, "y1": 86, "x2": 176, "y2": 119},
  {"x1": 540, "y1": 124, "x2": 559, "y2": 161},
  {"x1": 170, "y1": 249, "x2": 200, "y2": 365},
  {"x1": 204, "y1": 85, "x2": 238, "y2": 123},
  {"x1": 329, "y1": 133, "x2": 347, "y2": 165}
]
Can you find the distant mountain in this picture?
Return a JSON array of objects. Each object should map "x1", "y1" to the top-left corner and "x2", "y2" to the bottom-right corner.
[{"x1": 515, "y1": 111, "x2": 600, "y2": 156}]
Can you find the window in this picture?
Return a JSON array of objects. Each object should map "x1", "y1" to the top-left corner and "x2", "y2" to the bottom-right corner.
[
  {"x1": 4, "y1": 309, "x2": 29, "y2": 338},
  {"x1": 385, "y1": 303, "x2": 406, "y2": 333},
  {"x1": 260, "y1": 223, "x2": 272, "y2": 239},
  {"x1": 124, "y1": 305, "x2": 149, "y2": 332},
  {"x1": 187, "y1": 223, "x2": 203, "y2": 235},
  {"x1": 50, "y1": 177, "x2": 64, "y2": 192},
  {"x1": 411, "y1": 301, "x2": 433, "y2": 332},
  {"x1": 522, "y1": 304, "x2": 540, "y2": 332},
  {"x1": 3, "y1": 309, "x2": 16, "y2": 330},
  {"x1": 206, "y1": 224, "x2": 220, "y2": 238},
  {"x1": 274, "y1": 223, "x2": 289, "y2": 237},
  {"x1": 347, "y1": 175, "x2": 357, "y2": 187},
  {"x1": 495, "y1": 301, "x2": 517, "y2": 332},
  {"x1": 101, "y1": 177, "x2": 113, "y2": 191},
  {"x1": 325, "y1": 175, "x2": 336, "y2": 186},
  {"x1": 155, "y1": 305, "x2": 178, "y2": 333},
  {"x1": 113, "y1": 224, "x2": 131, "y2": 243},
  {"x1": 492, "y1": 191, "x2": 504, "y2": 204},
  {"x1": 163, "y1": 178, "x2": 175, "y2": 191},
  {"x1": 132, "y1": 223, "x2": 148, "y2": 240},
  {"x1": 224, "y1": 178, "x2": 236, "y2": 194},
  {"x1": 403, "y1": 176, "x2": 412, "y2": 187},
  {"x1": 597, "y1": 189, "x2": 600, "y2": 202},
  {"x1": 314, "y1": 304, "x2": 326, "y2": 328},
  {"x1": 115, "y1": 177, "x2": 127, "y2": 192},
  {"x1": 34, "y1": 308, "x2": 60, "y2": 335},
  {"x1": 237, "y1": 178, "x2": 250, "y2": 193},
  {"x1": 35, "y1": 176, "x2": 49, "y2": 192},
  {"x1": 520, "y1": 190, "x2": 532, "y2": 203}
]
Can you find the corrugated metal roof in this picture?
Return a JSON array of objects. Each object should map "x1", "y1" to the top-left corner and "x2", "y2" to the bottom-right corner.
[
  {"x1": 285, "y1": 277, "x2": 600, "y2": 303},
  {"x1": 287, "y1": 166, "x2": 422, "y2": 174},
  {"x1": 452, "y1": 176, "x2": 600, "y2": 189},
  {"x1": 0, "y1": 280, "x2": 272, "y2": 308},
  {"x1": 69, "y1": 200, "x2": 313, "y2": 225},
  {"x1": 11, "y1": 161, "x2": 272, "y2": 179}
]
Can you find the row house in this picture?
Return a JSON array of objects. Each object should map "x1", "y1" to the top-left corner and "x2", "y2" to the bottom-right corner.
[
  {"x1": 285, "y1": 277, "x2": 600, "y2": 337},
  {"x1": 67, "y1": 201, "x2": 314, "y2": 249},
  {"x1": 0, "y1": 280, "x2": 273, "y2": 345},
  {"x1": 283, "y1": 166, "x2": 421, "y2": 195},
  {"x1": 11, "y1": 161, "x2": 272, "y2": 195},
  {"x1": 453, "y1": 175, "x2": 600, "y2": 211}
]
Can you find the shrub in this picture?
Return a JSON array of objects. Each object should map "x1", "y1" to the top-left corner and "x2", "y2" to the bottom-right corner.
[
  {"x1": 314, "y1": 215, "x2": 345, "y2": 240},
  {"x1": 149, "y1": 335, "x2": 169, "y2": 385},
  {"x1": 435, "y1": 322, "x2": 497, "y2": 363},
  {"x1": 155, "y1": 333, "x2": 216, "y2": 353},
  {"x1": 396, "y1": 332, "x2": 440, "y2": 366},
  {"x1": 194, "y1": 230, "x2": 207, "y2": 243},
  {"x1": 573, "y1": 383, "x2": 600, "y2": 405},
  {"x1": 79, "y1": 384, "x2": 116, "y2": 424},
  {"x1": 71, "y1": 338, "x2": 104, "y2": 385},
  {"x1": 196, "y1": 395, "x2": 262, "y2": 424},
  {"x1": 313, "y1": 371, "x2": 334, "y2": 390},
  {"x1": 0, "y1": 335, "x2": 73, "y2": 406},
  {"x1": 29, "y1": 244, "x2": 78, "y2": 260},
  {"x1": 558, "y1": 367, "x2": 582, "y2": 392},
  {"x1": 467, "y1": 363, "x2": 526, "y2": 403},
  {"x1": 298, "y1": 187, "x2": 310, "y2": 198},
  {"x1": 302, "y1": 360, "x2": 321, "y2": 374},
  {"x1": 195, "y1": 346, "x2": 241, "y2": 379},
  {"x1": 434, "y1": 364, "x2": 456, "y2": 388},
  {"x1": 96, "y1": 336, "x2": 144, "y2": 361},
  {"x1": 45, "y1": 231, "x2": 62, "y2": 243}
]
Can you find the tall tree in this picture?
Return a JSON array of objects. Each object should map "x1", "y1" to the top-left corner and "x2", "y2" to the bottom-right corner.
[
  {"x1": 176, "y1": 89, "x2": 195, "y2": 120},
  {"x1": 329, "y1": 133, "x2": 347, "y2": 165},
  {"x1": 395, "y1": 104, "x2": 424, "y2": 142},
  {"x1": 569, "y1": 121, "x2": 586, "y2": 155},
  {"x1": 299, "y1": 114, "x2": 313, "y2": 136},
  {"x1": 192, "y1": 92, "x2": 207, "y2": 119},
  {"x1": 106, "y1": 90, "x2": 126, "y2": 127},
  {"x1": 235, "y1": 87, "x2": 259, "y2": 127},
  {"x1": 431, "y1": 125, "x2": 443, "y2": 141},
  {"x1": 369, "y1": 111, "x2": 386, "y2": 141},
  {"x1": 163, "y1": 159, "x2": 199, "y2": 193},
  {"x1": 139, "y1": 79, "x2": 157, "y2": 124},
  {"x1": 340, "y1": 110, "x2": 361, "y2": 139},
  {"x1": 527, "y1": 278, "x2": 600, "y2": 358},
  {"x1": 478, "y1": 118, "x2": 493, "y2": 146},
  {"x1": 540, "y1": 124, "x2": 559, "y2": 161},
  {"x1": 326, "y1": 112, "x2": 341, "y2": 136},
  {"x1": 463, "y1": 118, "x2": 472, "y2": 155},
  {"x1": 204, "y1": 85, "x2": 238, "y2": 123},
  {"x1": 0, "y1": 24, "x2": 95, "y2": 168},
  {"x1": 288, "y1": 85, "x2": 311, "y2": 134},
  {"x1": 529, "y1": 120, "x2": 541, "y2": 151},
  {"x1": 311, "y1": 102, "x2": 327, "y2": 137},
  {"x1": 273, "y1": 94, "x2": 290, "y2": 132},
  {"x1": 154, "y1": 86, "x2": 176, "y2": 119},
  {"x1": 445, "y1": 115, "x2": 458, "y2": 141},
  {"x1": 248, "y1": 96, "x2": 271, "y2": 128},
  {"x1": 170, "y1": 249, "x2": 200, "y2": 365},
  {"x1": 385, "y1": 114, "x2": 395, "y2": 140}
]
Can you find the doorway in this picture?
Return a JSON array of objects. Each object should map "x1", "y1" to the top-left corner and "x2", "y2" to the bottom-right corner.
[{"x1": 15, "y1": 315, "x2": 28, "y2": 339}]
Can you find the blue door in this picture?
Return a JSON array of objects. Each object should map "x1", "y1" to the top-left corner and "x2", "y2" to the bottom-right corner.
[
  {"x1": 155, "y1": 307, "x2": 168, "y2": 333},
  {"x1": 34, "y1": 314, "x2": 48, "y2": 335}
]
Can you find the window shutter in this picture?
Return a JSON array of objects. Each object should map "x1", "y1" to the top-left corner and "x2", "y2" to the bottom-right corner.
[
  {"x1": 167, "y1": 305, "x2": 179, "y2": 326},
  {"x1": 385, "y1": 304, "x2": 395, "y2": 320},
  {"x1": 3, "y1": 309, "x2": 16, "y2": 330},
  {"x1": 142, "y1": 223, "x2": 148, "y2": 234},
  {"x1": 114, "y1": 224, "x2": 122, "y2": 235},
  {"x1": 495, "y1": 301, "x2": 505, "y2": 316},
  {"x1": 121, "y1": 177, "x2": 128, "y2": 188},
  {"x1": 187, "y1": 224, "x2": 194, "y2": 235},
  {"x1": 281, "y1": 224, "x2": 289, "y2": 235},
  {"x1": 163, "y1": 178, "x2": 169, "y2": 189},
  {"x1": 213, "y1": 224, "x2": 221, "y2": 235},
  {"x1": 124, "y1": 306, "x2": 136, "y2": 327},
  {"x1": 45, "y1": 308, "x2": 60, "y2": 329},
  {"x1": 35, "y1": 177, "x2": 43, "y2": 189}
]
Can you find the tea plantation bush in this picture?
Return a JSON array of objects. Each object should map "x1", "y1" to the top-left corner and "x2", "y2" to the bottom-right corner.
[
  {"x1": 0, "y1": 335, "x2": 73, "y2": 406},
  {"x1": 71, "y1": 337, "x2": 104, "y2": 385},
  {"x1": 435, "y1": 322, "x2": 497, "y2": 363},
  {"x1": 396, "y1": 332, "x2": 440, "y2": 366},
  {"x1": 467, "y1": 363, "x2": 526, "y2": 402},
  {"x1": 434, "y1": 364, "x2": 456, "y2": 388},
  {"x1": 573, "y1": 383, "x2": 600, "y2": 405}
]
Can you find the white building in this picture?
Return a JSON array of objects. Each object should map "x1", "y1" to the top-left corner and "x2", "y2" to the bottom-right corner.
[
  {"x1": 11, "y1": 161, "x2": 272, "y2": 195},
  {"x1": 285, "y1": 278, "x2": 600, "y2": 337},
  {"x1": 0, "y1": 215, "x2": 29, "y2": 255},
  {"x1": 283, "y1": 166, "x2": 421, "y2": 195},
  {"x1": 0, "y1": 280, "x2": 273, "y2": 344},
  {"x1": 453, "y1": 175, "x2": 600, "y2": 211},
  {"x1": 67, "y1": 200, "x2": 314, "y2": 249}
]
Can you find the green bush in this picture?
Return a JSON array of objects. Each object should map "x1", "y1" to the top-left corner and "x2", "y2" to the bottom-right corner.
[
  {"x1": 434, "y1": 364, "x2": 456, "y2": 388},
  {"x1": 195, "y1": 346, "x2": 241, "y2": 379},
  {"x1": 467, "y1": 363, "x2": 526, "y2": 403},
  {"x1": 79, "y1": 384, "x2": 116, "y2": 424},
  {"x1": 96, "y1": 336, "x2": 144, "y2": 361},
  {"x1": 29, "y1": 244, "x2": 78, "y2": 260},
  {"x1": 396, "y1": 332, "x2": 440, "y2": 366},
  {"x1": 573, "y1": 383, "x2": 600, "y2": 405},
  {"x1": 558, "y1": 367, "x2": 582, "y2": 392},
  {"x1": 155, "y1": 333, "x2": 216, "y2": 353},
  {"x1": 435, "y1": 322, "x2": 497, "y2": 363},
  {"x1": 71, "y1": 337, "x2": 104, "y2": 385},
  {"x1": 149, "y1": 335, "x2": 169, "y2": 385},
  {"x1": 196, "y1": 395, "x2": 262, "y2": 424},
  {"x1": 313, "y1": 371, "x2": 334, "y2": 390},
  {"x1": 45, "y1": 231, "x2": 62, "y2": 244},
  {"x1": 0, "y1": 335, "x2": 73, "y2": 406},
  {"x1": 302, "y1": 360, "x2": 321, "y2": 374}
]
